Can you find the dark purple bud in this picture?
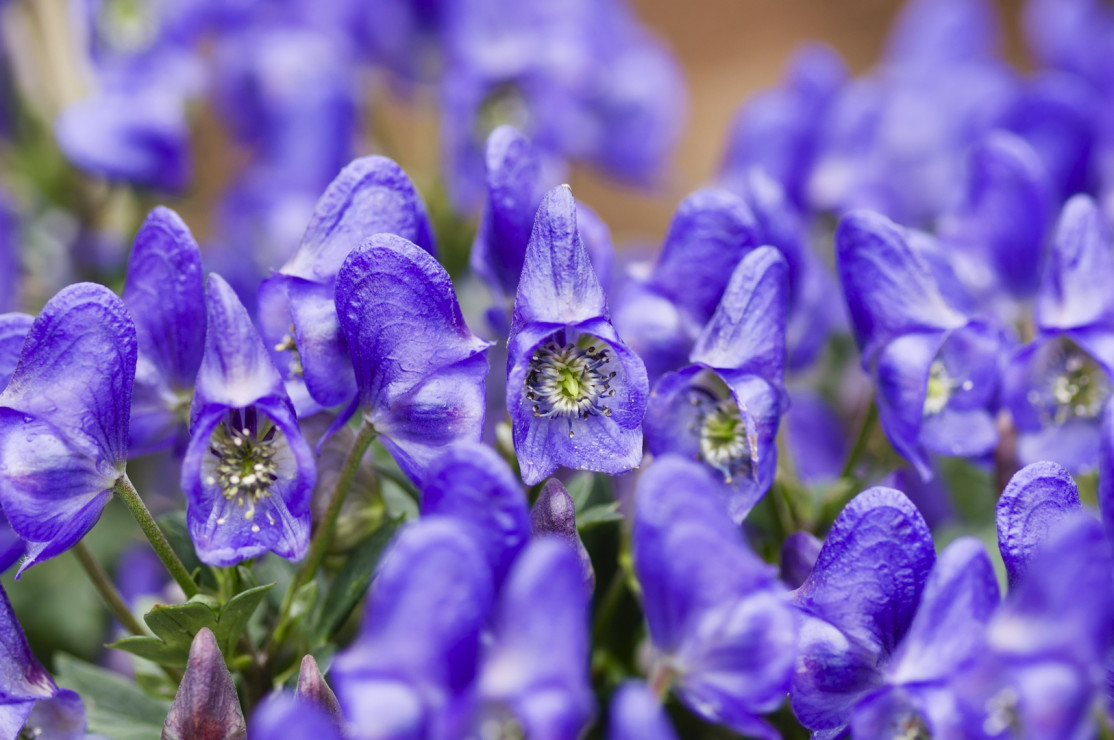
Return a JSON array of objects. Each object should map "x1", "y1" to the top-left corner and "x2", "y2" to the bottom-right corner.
[
  {"x1": 162, "y1": 628, "x2": 246, "y2": 740},
  {"x1": 295, "y1": 655, "x2": 342, "y2": 728},
  {"x1": 530, "y1": 479, "x2": 594, "y2": 590}
]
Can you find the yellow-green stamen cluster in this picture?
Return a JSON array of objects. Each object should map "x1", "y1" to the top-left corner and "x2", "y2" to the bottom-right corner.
[
  {"x1": 1027, "y1": 338, "x2": 1112, "y2": 425},
  {"x1": 526, "y1": 338, "x2": 616, "y2": 435},
  {"x1": 207, "y1": 409, "x2": 280, "y2": 528},
  {"x1": 689, "y1": 380, "x2": 756, "y2": 484},
  {"x1": 923, "y1": 359, "x2": 973, "y2": 416}
]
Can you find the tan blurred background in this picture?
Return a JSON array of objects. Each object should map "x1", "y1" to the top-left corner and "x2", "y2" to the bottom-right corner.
[{"x1": 562, "y1": 0, "x2": 1029, "y2": 243}]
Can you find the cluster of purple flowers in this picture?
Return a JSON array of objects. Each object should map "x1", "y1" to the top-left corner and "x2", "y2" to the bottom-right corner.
[{"x1": 0, "y1": 0, "x2": 1113, "y2": 738}]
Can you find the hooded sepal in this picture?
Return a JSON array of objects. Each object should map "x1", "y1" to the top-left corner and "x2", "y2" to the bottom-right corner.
[
  {"x1": 996, "y1": 462, "x2": 1082, "y2": 586},
  {"x1": 123, "y1": 206, "x2": 205, "y2": 456},
  {"x1": 1036, "y1": 194, "x2": 1114, "y2": 333},
  {"x1": 336, "y1": 234, "x2": 491, "y2": 485},
  {"x1": 162, "y1": 628, "x2": 247, "y2": 740},
  {"x1": 420, "y1": 443, "x2": 530, "y2": 590},
  {"x1": 0, "y1": 283, "x2": 136, "y2": 574},
  {"x1": 259, "y1": 156, "x2": 435, "y2": 407},
  {"x1": 183, "y1": 275, "x2": 314, "y2": 566}
]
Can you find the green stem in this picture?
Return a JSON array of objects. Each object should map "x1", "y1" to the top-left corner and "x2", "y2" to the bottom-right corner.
[
  {"x1": 73, "y1": 541, "x2": 147, "y2": 637},
  {"x1": 114, "y1": 476, "x2": 198, "y2": 598},
  {"x1": 591, "y1": 568, "x2": 628, "y2": 645},
  {"x1": 268, "y1": 423, "x2": 377, "y2": 653},
  {"x1": 839, "y1": 397, "x2": 878, "y2": 481}
]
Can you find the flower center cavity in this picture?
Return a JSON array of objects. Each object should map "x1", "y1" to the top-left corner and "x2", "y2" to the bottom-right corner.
[
  {"x1": 207, "y1": 407, "x2": 280, "y2": 524},
  {"x1": 923, "y1": 359, "x2": 972, "y2": 416},
  {"x1": 688, "y1": 377, "x2": 756, "y2": 484},
  {"x1": 1027, "y1": 338, "x2": 1112, "y2": 425},
  {"x1": 525, "y1": 336, "x2": 616, "y2": 435}
]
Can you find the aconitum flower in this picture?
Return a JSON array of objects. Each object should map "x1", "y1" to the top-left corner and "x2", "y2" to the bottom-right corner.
[
  {"x1": 335, "y1": 235, "x2": 492, "y2": 485},
  {"x1": 644, "y1": 246, "x2": 789, "y2": 521},
  {"x1": 0, "y1": 584, "x2": 86, "y2": 738},
  {"x1": 0, "y1": 313, "x2": 32, "y2": 571},
  {"x1": 1002, "y1": 195, "x2": 1114, "y2": 471},
  {"x1": 791, "y1": 488, "x2": 997, "y2": 738},
  {"x1": 633, "y1": 456, "x2": 796, "y2": 738},
  {"x1": 182, "y1": 274, "x2": 314, "y2": 566},
  {"x1": 121, "y1": 207, "x2": 205, "y2": 456},
  {"x1": 0, "y1": 283, "x2": 136, "y2": 574},
  {"x1": 837, "y1": 209, "x2": 1006, "y2": 479},
  {"x1": 258, "y1": 156, "x2": 435, "y2": 408},
  {"x1": 507, "y1": 186, "x2": 648, "y2": 485}
]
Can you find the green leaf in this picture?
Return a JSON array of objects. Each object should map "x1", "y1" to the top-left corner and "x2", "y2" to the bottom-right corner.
[
  {"x1": 108, "y1": 636, "x2": 188, "y2": 665},
  {"x1": 312, "y1": 519, "x2": 401, "y2": 645},
  {"x1": 54, "y1": 653, "x2": 171, "y2": 740},
  {"x1": 576, "y1": 502, "x2": 623, "y2": 529},
  {"x1": 215, "y1": 583, "x2": 274, "y2": 655},
  {"x1": 564, "y1": 473, "x2": 594, "y2": 510}
]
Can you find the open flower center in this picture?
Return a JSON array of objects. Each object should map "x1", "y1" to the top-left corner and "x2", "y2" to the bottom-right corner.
[
  {"x1": 1026, "y1": 338, "x2": 1112, "y2": 425},
  {"x1": 923, "y1": 359, "x2": 973, "y2": 416},
  {"x1": 274, "y1": 325, "x2": 304, "y2": 378},
  {"x1": 688, "y1": 376, "x2": 755, "y2": 484},
  {"x1": 207, "y1": 408, "x2": 280, "y2": 525},
  {"x1": 525, "y1": 336, "x2": 616, "y2": 434}
]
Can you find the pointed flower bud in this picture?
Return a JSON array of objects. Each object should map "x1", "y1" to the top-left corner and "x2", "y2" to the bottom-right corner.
[
  {"x1": 0, "y1": 283, "x2": 136, "y2": 574},
  {"x1": 295, "y1": 655, "x2": 342, "y2": 728},
  {"x1": 162, "y1": 628, "x2": 246, "y2": 740},
  {"x1": 530, "y1": 478, "x2": 594, "y2": 590},
  {"x1": 182, "y1": 275, "x2": 314, "y2": 566}
]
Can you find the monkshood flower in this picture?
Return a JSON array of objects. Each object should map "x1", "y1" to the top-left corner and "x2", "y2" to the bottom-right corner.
[
  {"x1": 0, "y1": 193, "x2": 20, "y2": 313},
  {"x1": 0, "y1": 283, "x2": 135, "y2": 575},
  {"x1": 0, "y1": 312, "x2": 32, "y2": 572},
  {"x1": 506, "y1": 186, "x2": 648, "y2": 485},
  {"x1": 468, "y1": 538, "x2": 593, "y2": 739},
  {"x1": 182, "y1": 274, "x2": 314, "y2": 566},
  {"x1": 791, "y1": 487, "x2": 996, "y2": 738},
  {"x1": 1002, "y1": 195, "x2": 1114, "y2": 471},
  {"x1": 953, "y1": 511, "x2": 1114, "y2": 739},
  {"x1": 420, "y1": 442, "x2": 530, "y2": 589},
  {"x1": 1025, "y1": 0, "x2": 1114, "y2": 96},
  {"x1": 643, "y1": 246, "x2": 789, "y2": 521},
  {"x1": 122, "y1": 206, "x2": 205, "y2": 457},
  {"x1": 608, "y1": 682, "x2": 680, "y2": 740},
  {"x1": 0, "y1": 584, "x2": 87, "y2": 739},
  {"x1": 612, "y1": 187, "x2": 760, "y2": 382},
  {"x1": 471, "y1": 125, "x2": 614, "y2": 330},
  {"x1": 258, "y1": 156, "x2": 436, "y2": 408},
  {"x1": 330, "y1": 519, "x2": 494, "y2": 739},
  {"x1": 936, "y1": 131, "x2": 1051, "y2": 314},
  {"x1": 837, "y1": 209, "x2": 1006, "y2": 479},
  {"x1": 633, "y1": 456, "x2": 796, "y2": 738},
  {"x1": 335, "y1": 234, "x2": 491, "y2": 484},
  {"x1": 995, "y1": 461, "x2": 1083, "y2": 586}
]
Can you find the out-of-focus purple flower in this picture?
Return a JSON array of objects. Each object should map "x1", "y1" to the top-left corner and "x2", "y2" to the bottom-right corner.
[
  {"x1": 181, "y1": 275, "x2": 314, "y2": 566},
  {"x1": 0, "y1": 584, "x2": 86, "y2": 739},
  {"x1": 330, "y1": 519, "x2": 493, "y2": 739},
  {"x1": 837, "y1": 209, "x2": 1006, "y2": 479},
  {"x1": 163, "y1": 628, "x2": 247, "y2": 740},
  {"x1": 420, "y1": 443, "x2": 530, "y2": 589},
  {"x1": 335, "y1": 235, "x2": 491, "y2": 485},
  {"x1": 937, "y1": 131, "x2": 1051, "y2": 314},
  {"x1": 1002, "y1": 195, "x2": 1114, "y2": 472},
  {"x1": 783, "y1": 389, "x2": 847, "y2": 487},
  {"x1": 0, "y1": 312, "x2": 32, "y2": 572},
  {"x1": 506, "y1": 186, "x2": 648, "y2": 485},
  {"x1": 995, "y1": 461, "x2": 1082, "y2": 586},
  {"x1": 469, "y1": 538, "x2": 593, "y2": 739},
  {"x1": 779, "y1": 530, "x2": 822, "y2": 590},
  {"x1": 529, "y1": 478, "x2": 594, "y2": 590},
  {"x1": 258, "y1": 156, "x2": 436, "y2": 409},
  {"x1": 1025, "y1": 0, "x2": 1114, "y2": 96},
  {"x1": 792, "y1": 487, "x2": 997, "y2": 737},
  {"x1": 633, "y1": 456, "x2": 796, "y2": 738},
  {"x1": 471, "y1": 125, "x2": 614, "y2": 329},
  {"x1": 608, "y1": 682, "x2": 680, "y2": 740},
  {"x1": 0, "y1": 193, "x2": 20, "y2": 312},
  {"x1": 644, "y1": 247, "x2": 788, "y2": 521},
  {"x1": 122, "y1": 207, "x2": 205, "y2": 457},
  {"x1": 54, "y1": 87, "x2": 191, "y2": 192},
  {"x1": 719, "y1": 44, "x2": 847, "y2": 209},
  {"x1": 953, "y1": 511, "x2": 1114, "y2": 739},
  {"x1": 0, "y1": 283, "x2": 135, "y2": 575},
  {"x1": 249, "y1": 693, "x2": 342, "y2": 740},
  {"x1": 613, "y1": 188, "x2": 759, "y2": 383}
]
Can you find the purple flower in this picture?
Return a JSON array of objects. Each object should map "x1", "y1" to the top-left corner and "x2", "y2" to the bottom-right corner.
[
  {"x1": 249, "y1": 693, "x2": 342, "y2": 740},
  {"x1": 335, "y1": 234, "x2": 491, "y2": 485},
  {"x1": 791, "y1": 487, "x2": 996, "y2": 738},
  {"x1": 633, "y1": 456, "x2": 796, "y2": 738},
  {"x1": 420, "y1": 442, "x2": 530, "y2": 589},
  {"x1": 1002, "y1": 195, "x2": 1114, "y2": 471},
  {"x1": 257, "y1": 156, "x2": 436, "y2": 408},
  {"x1": 469, "y1": 538, "x2": 593, "y2": 738},
  {"x1": 643, "y1": 246, "x2": 789, "y2": 521},
  {"x1": 330, "y1": 519, "x2": 494, "y2": 739},
  {"x1": 837, "y1": 209, "x2": 1006, "y2": 479},
  {"x1": 608, "y1": 682, "x2": 680, "y2": 740},
  {"x1": 181, "y1": 274, "x2": 314, "y2": 566},
  {"x1": 122, "y1": 207, "x2": 205, "y2": 457},
  {"x1": 0, "y1": 584, "x2": 86, "y2": 739},
  {"x1": 995, "y1": 461, "x2": 1082, "y2": 586},
  {"x1": 0, "y1": 283, "x2": 136, "y2": 575},
  {"x1": 507, "y1": 186, "x2": 648, "y2": 485},
  {"x1": 0, "y1": 312, "x2": 32, "y2": 572}
]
